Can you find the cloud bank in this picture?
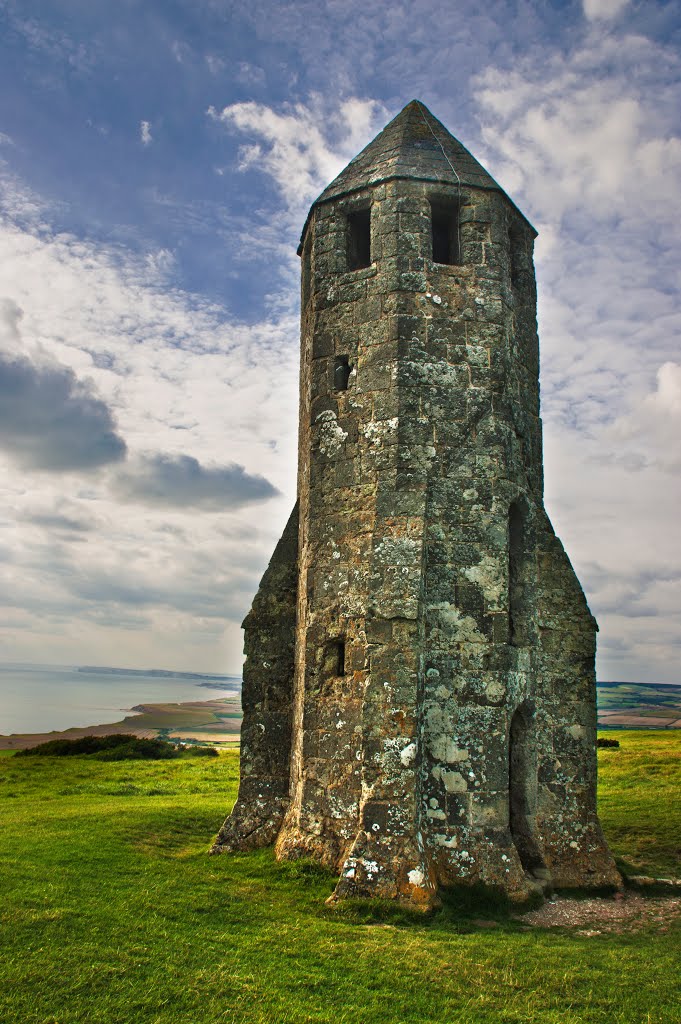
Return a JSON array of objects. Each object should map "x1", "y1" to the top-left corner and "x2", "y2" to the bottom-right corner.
[
  {"x1": 0, "y1": 349, "x2": 127, "y2": 472},
  {"x1": 113, "y1": 453, "x2": 279, "y2": 509}
]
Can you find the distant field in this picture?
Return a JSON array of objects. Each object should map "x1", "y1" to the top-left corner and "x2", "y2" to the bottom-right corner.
[
  {"x1": 597, "y1": 681, "x2": 681, "y2": 729},
  {"x1": 0, "y1": 731, "x2": 679, "y2": 1024}
]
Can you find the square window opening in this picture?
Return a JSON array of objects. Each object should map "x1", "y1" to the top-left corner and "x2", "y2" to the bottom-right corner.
[
  {"x1": 430, "y1": 201, "x2": 460, "y2": 265},
  {"x1": 347, "y1": 209, "x2": 371, "y2": 270}
]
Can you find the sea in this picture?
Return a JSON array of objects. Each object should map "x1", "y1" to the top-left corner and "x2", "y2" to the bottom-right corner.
[{"x1": 0, "y1": 662, "x2": 241, "y2": 736}]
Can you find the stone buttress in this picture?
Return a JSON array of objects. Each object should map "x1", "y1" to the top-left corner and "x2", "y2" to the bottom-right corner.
[{"x1": 212, "y1": 101, "x2": 620, "y2": 907}]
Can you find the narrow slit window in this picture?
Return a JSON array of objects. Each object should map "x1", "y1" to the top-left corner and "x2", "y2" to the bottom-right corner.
[
  {"x1": 301, "y1": 237, "x2": 312, "y2": 307},
  {"x1": 508, "y1": 501, "x2": 525, "y2": 647},
  {"x1": 347, "y1": 209, "x2": 371, "y2": 270},
  {"x1": 430, "y1": 201, "x2": 460, "y2": 265},
  {"x1": 334, "y1": 355, "x2": 352, "y2": 391},
  {"x1": 509, "y1": 229, "x2": 522, "y2": 288},
  {"x1": 335, "y1": 640, "x2": 346, "y2": 676}
]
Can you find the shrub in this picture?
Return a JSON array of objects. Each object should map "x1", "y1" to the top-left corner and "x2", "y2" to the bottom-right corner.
[
  {"x1": 16, "y1": 735, "x2": 141, "y2": 757},
  {"x1": 597, "y1": 737, "x2": 620, "y2": 748},
  {"x1": 16, "y1": 735, "x2": 179, "y2": 760},
  {"x1": 95, "y1": 738, "x2": 179, "y2": 760}
]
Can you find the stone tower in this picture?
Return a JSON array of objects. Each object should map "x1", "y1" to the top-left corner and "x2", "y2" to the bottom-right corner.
[{"x1": 213, "y1": 100, "x2": 620, "y2": 907}]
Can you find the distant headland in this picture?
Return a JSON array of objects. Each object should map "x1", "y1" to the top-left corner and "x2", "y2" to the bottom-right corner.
[{"x1": 77, "y1": 665, "x2": 241, "y2": 684}]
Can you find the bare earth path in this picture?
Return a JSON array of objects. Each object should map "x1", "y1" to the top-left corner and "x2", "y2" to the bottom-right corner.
[{"x1": 519, "y1": 891, "x2": 681, "y2": 935}]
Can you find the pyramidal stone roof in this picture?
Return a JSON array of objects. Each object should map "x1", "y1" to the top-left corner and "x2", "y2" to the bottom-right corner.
[{"x1": 299, "y1": 100, "x2": 534, "y2": 249}]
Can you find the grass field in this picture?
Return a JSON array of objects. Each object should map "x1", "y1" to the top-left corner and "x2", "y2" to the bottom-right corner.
[{"x1": 0, "y1": 731, "x2": 679, "y2": 1024}]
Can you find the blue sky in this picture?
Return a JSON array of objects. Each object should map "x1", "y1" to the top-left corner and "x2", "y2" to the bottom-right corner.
[{"x1": 0, "y1": 0, "x2": 679, "y2": 681}]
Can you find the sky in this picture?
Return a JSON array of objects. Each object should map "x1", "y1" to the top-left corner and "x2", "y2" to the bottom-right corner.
[{"x1": 0, "y1": 0, "x2": 679, "y2": 681}]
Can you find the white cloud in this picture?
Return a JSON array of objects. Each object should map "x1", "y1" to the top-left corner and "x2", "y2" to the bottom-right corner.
[
  {"x1": 0, "y1": 165, "x2": 298, "y2": 672},
  {"x1": 650, "y1": 362, "x2": 681, "y2": 417},
  {"x1": 140, "y1": 120, "x2": 152, "y2": 146},
  {"x1": 3, "y1": 11, "x2": 96, "y2": 72},
  {"x1": 0, "y1": 296, "x2": 22, "y2": 347},
  {"x1": 170, "y1": 40, "x2": 191, "y2": 65},
  {"x1": 583, "y1": 0, "x2": 630, "y2": 21},
  {"x1": 473, "y1": 25, "x2": 681, "y2": 682},
  {"x1": 475, "y1": 37, "x2": 681, "y2": 224},
  {"x1": 208, "y1": 96, "x2": 386, "y2": 217},
  {"x1": 607, "y1": 362, "x2": 681, "y2": 471},
  {"x1": 235, "y1": 61, "x2": 265, "y2": 86}
]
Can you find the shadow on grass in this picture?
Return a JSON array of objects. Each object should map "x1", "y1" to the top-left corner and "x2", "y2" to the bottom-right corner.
[
  {"x1": 320, "y1": 881, "x2": 544, "y2": 931},
  {"x1": 552, "y1": 884, "x2": 621, "y2": 901}
]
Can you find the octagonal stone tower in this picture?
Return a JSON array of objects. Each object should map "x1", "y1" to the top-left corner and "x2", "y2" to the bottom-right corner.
[{"x1": 213, "y1": 100, "x2": 620, "y2": 907}]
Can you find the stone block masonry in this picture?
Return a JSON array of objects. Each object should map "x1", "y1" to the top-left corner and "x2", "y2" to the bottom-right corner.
[{"x1": 212, "y1": 100, "x2": 621, "y2": 908}]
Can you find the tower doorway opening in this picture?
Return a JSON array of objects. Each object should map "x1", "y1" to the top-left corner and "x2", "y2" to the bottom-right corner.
[{"x1": 509, "y1": 702, "x2": 546, "y2": 878}]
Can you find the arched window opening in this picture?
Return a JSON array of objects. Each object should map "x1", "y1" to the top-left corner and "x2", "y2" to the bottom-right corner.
[
  {"x1": 347, "y1": 209, "x2": 371, "y2": 270},
  {"x1": 509, "y1": 703, "x2": 545, "y2": 877},
  {"x1": 334, "y1": 355, "x2": 352, "y2": 392}
]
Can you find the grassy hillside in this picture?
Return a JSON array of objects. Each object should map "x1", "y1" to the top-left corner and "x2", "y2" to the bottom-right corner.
[{"x1": 0, "y1": 732, "x2": 679, "y2": 1024}]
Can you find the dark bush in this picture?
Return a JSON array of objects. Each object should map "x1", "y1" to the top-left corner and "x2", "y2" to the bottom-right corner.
[
  {"x1": 597, "y1": 737, "x2": 620, "y2": 748},
  {"x1": 17, "y1": 735, "x2": 179, "y2": 760},
  {"x1": 16, "y1": 735, "x2": 141, "y2": 757},
  {"x1": 183, "y1": 745, "x2": 219, "y2": 757},
  {"x1": 95, "y1": 738, "x2": 179, "y2": 760}
]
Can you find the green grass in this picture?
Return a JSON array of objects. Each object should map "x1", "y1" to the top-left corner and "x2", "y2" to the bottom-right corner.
[
  {"x1": 0, "y1": 733, "x2": 679, "y2": 1024},
  {"x1": 597, "y1": 729, "x2": 681, "y2": 877}
]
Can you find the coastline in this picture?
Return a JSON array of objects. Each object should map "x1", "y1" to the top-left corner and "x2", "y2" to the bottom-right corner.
[
  {"x1": 2, "y1": 679, "x2": 679, "y2": 751},
  {"x1": 0, "y1": 696, "x2": 243, "y2": 750}
]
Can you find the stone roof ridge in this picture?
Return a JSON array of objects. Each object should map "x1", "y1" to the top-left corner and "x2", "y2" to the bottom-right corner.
[
  {"x1": 321, "y1": 100, "x2": 501, "y2": 200},
  {"x1": 298, "y1": 100, "x2": 534, "y2": 251}
]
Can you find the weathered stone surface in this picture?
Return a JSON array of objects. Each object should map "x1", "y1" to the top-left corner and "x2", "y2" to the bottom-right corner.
[
  {"x1": 214, "y1": 100, "x2": 621, "y2": 905},
  {"x1": 211, "y1": 505, "x2": 298, "y2": 853}
]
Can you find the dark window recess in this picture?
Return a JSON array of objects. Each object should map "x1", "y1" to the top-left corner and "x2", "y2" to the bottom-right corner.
[
  {"x1": 509, "y1": 229, "x2": 523, "y2": 287},
  {"x1": 509, "y1": 703, "x2": 546, "y2": 876},
  {"x1": 508, "y1": 501, "x2": 526, "y2": 647},
  {"x1": 430, "y1": 202, "x2": 460, "y2": 265},
  {"x1": 301, "y1": 238, "x2": 312, "y2": 307},
  {"x1": 334, "y1": 355, "x2": 352, "y2": 391},
  {"x1": 334, "y1": 640, "x2": 346, "y2": 676},
  {"x1": 347, "y1": 209, "x2": 371, "y2": 270}
]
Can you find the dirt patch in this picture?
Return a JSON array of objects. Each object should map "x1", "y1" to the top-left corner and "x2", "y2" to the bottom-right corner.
[{"x1": 518, "y1": 892, "x2": 681, "y2": 935}]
